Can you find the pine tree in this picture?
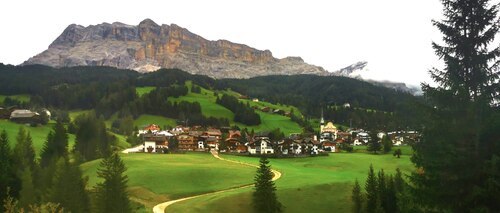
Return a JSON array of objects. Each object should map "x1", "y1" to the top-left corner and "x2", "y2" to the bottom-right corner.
[
  {"x1": 367, "y1": 133, "x2": 382, "y2": 154},
  {"x1": 0, "y1": 130, "x2": 12, "y2": 203},
  {"x1": 94, "y1": 153, "x2": 131, "y2": 213},
  {"x1": 18, "y1": 168, "x2": 36, "y2": 208},
  {"x1": 365, "y1": 164, "x2": 378, "y2": 213},
  {"x1": 13, "y1": 128, "x2": 36, "y2": 172},
  {"x1": 377, "y1": 170, "x2": 387, "y2": 212},
  {"x1": 351, "y1": 179, "x2": 363, "y2": 213},
  {"x1": 253, "y1": 156, "x2": 282, "y2": 213},
  {"x1": 40, "y1": 120, "x2": 68, "y2": 168},
  {"x1": 412, "y1": 0, "x2": 500, "y2": 211},
  {"x1": 49, "y1": 157, "x2": 89, "y2": 213},
  {"x1": 382, "y1": 135, "x2": 392, "y2": 153}
]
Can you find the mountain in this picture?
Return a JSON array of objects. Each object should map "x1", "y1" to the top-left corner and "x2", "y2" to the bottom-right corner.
[
  {"x1": 332, "y1": 61, "x2": 422, "y2": 95},
  {"x1": 331, "y1": 61, "x2": 368, "y2": 79},
  {"x1": 23, "y1": 19, "x2": 327, "y2": 79}
]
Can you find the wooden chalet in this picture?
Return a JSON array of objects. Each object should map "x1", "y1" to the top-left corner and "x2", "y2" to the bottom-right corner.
[{"x1": 177, "y1": 134, "x2": 197, "y2": 150}]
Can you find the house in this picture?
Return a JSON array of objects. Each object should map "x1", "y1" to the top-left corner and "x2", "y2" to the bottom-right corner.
[
  {"x1": 225, "y1": 130, "x2": 243, "y2": 152},
  {"x1": 10, "y1": 109, "x2": 39, "y2": 123},
  {"x1": 252, "y1": 98, "x2": 259, "y2": 102},
  {"x1": 322, "y1": 141, "x2": 337, "y2": 152},
  {"x1": 204, "y1": 128, "x2": 222, "y2": 141},
  {"x1": 352, "y1": 138, "x2": 363, "y2": 146},
  {"x1": 261, "y1": 107, "x2": 271, "y2": 113},
  {"x1": 143, "y1": 135, "x2": 168, "y2": 153},
  {"x1": 205, "y1": 136, "x2": 219, "y2": 150},
  {"x1": 343, "y1": 103, "x2": 351, "y2": 108},
  {"x1": 138, "y1": 124, "x2": 161, "y2": 135},
  {"x1": 247, "y1": 137, "x2": 274, "y2": 154},
  {"x1": 177, "y1": 134, "x2": 197, "y2": 151}
]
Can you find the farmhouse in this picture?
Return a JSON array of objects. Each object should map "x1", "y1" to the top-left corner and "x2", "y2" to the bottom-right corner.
[
  {"x1": 247, "y1": 137, "x2": 274, "y2": 154},
  {"x1": 10, "y1": 109, "x2": 39, "y2": 123},
  {"x1": 143, "y1": 135, "x2": 168, "y2": 153}
]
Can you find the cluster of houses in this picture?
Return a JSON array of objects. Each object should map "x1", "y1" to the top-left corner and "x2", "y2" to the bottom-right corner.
[{"x1": 134, "y1": 113, "x2": 417, "y2": 155}]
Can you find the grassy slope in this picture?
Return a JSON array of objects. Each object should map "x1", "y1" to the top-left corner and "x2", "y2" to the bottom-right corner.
[
  {"x1": 164, "y1": 83, "x2": 302, "y2": 135},
  {"x1": 0, "y1": 120, "x2": 76, "y2": 155},
  {"x1": 80, "y1": 153, "x2": 255, "y2": 208},
  {"x1": 136, "y1": 86, "x2": 155, "y2": 97},
  {"x1": 0, "y1": 94, "x2": 30, "y2": 105},
  {"x1": 134, "y1": 114, "x2": 177, "y2": 129},
  {"x1": 168, "y1": 152, "x2": 414, "y2": 213}
]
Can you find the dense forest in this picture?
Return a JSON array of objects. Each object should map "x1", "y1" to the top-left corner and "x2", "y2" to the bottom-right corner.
[{"x1": 0, "y1": 63, "x2": 422, "y2": 130}]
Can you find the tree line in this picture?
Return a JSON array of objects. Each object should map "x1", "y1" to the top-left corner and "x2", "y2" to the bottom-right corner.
[
  {"x1": 0, "y1": 116, "x2": 133, "y2": 212},
  {"x1": 216, "y1": 94, "x2": 261, "y2": 126}
]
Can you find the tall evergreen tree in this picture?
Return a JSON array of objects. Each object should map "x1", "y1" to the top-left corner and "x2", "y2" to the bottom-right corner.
[
  {"x1": 364, "y1": 164, "x2": 378, "y2": 213},
  {"x1": 94, "y1": 153, "x2": 131, "y2": 213},
  {"x1": 382, "y1": 135, "x2": 392, "y2": 153},
  {"x1": 351, "y1": 179, "x2": 363, "y2": 213},
  {"x1": 40, "y1": 120, "x2": 68, "y2": 168},
  {"x1": 412, "y1": 0, "x2": 500, "y2": 212},
  {"x1": 12, "y1": 128, "x2": 36, "y2": 176},
  {"x1": 367, "y1": 133, "x2": 382, "y2": 154},
  {"x1": 49, "y1": 157, "x2": 89, "y2": 213},
  {"x1": 377, "y1": 170, "x2": 387, "y2": 212},
  {"x1": 253, "y1": 156, "x2": 282, "y2": 213},
  {"x1": 0, "y1": 130, "x2": 12, "y2": 203},
  {"x1": 18, "y1": 168, "x2": 36, "y2": 208}
]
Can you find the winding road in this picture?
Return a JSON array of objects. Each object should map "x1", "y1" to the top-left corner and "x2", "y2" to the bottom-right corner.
[{"x1": 152, "y1": 151, "x2": 282, "y2": 213}]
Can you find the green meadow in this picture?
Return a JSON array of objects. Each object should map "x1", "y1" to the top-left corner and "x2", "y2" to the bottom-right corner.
[
  {"x1": 167, "y1": 152, "x2": 414, "y2": 213},
  {"x1": 0, "y1": 119, "x2": 76, "y2": 155},
  {"x1": 160, "y1": 82, "x2": 303, "y2": 135},
  {"x1": 134, "y1": 114, "x2": 177, "y2": 129},
  {"x1": 80, "y1": 152, "x2": 255, "y2": 208}
]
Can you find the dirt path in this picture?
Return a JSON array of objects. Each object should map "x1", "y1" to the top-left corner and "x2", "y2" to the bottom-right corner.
[{"x1": 152, "y1": 151, "x2": 281, "y2": 213}]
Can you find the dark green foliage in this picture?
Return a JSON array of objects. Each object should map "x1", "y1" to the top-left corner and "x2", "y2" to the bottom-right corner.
[
  {"x1": 18, "y1": 168, "x2": 36, "y2": 208},
  {"x1": 268, "y1": 128, "x2": 285, "y2": 142},
  {"x1": 382, "y1": 135, "x2": 392, "y2": 153},
  {"x1": 0, "y1": 130, "x2": 12, "y2": 204},
  {"x1": 191, "y1": 84, "x2": 202, "y2": 93},
  {"x1": 73, "y1": 112, "x2": 115, "y2": 161},
  {"x1": 351, "y1": 179, "x2": 363, "y2": 213},
  {"x1": 393, "y1": 149, "x2": 402, "y2": 158},
  {"x1": 40, "y1": 120, "x2": 68, "y2": 168},
  {"x1": 49, "y1": 157, "x2": 89, "y2": 213},
  {"x1": 411, "y1": 0, "x2": 500, "y2": 212},
  {"x1": 216, "y1": 94, "x2": 261, "y2": 125},
  {"x1": 367, "y1": 133, "x2": 382, "y2": 154},
  {"x1": 12, "y1": 128, "x2": 36, "y2": 175},
  {"x1": 253, "y1": 156, "x2": 282, "y2": 213},
  {"x1": 364, "y1": 164, "x2": 378, "y2": 213},
  {"x1": 94, "y1": 153, "x2": 131, "y2": 213}
]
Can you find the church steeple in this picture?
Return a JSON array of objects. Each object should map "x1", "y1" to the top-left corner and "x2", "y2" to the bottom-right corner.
[{"x1": 320, "y1": 108, "x2": 325, "y2": 133}]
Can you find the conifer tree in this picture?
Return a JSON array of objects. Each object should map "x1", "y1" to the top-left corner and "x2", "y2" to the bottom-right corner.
[
  {"x1": 94, "y1": 153, "x2": 131, "y2": 213},
  {"x1": 40, "y1": 120, "x2": 68, "y2": 168},
  {"x1": 382, "y1": 135, "x2": 392, "y2": 153},
  {"x1": 367, "y1": 133, "x2": 382, "y2": 154},
  {"x1": 49, "y1": 157, "x2": 89, "y2": 213},
  {"x1": 0, "y1": 130, "x2": 12, "y2": 203},
  {"x1": 253, "y1": 156, "x2": 282, "y2": 213},
  {"x1": 18, "y1": 168, "x2": 36, "y2": 208},
  {"x1": 412, "y1": 0, "x2": 500, "y2": 211},
  {"x1": 351, "y1": 179, "x2": 363, "y2": 213},
  {"x1": 364, "y1": 164, "x2": 378, "y2": 213},
  {"x1": 377, "y1": 170, "x2": 387, "y2": 212}
]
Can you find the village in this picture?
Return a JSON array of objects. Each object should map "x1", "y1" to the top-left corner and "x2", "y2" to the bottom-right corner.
[{"x1": 126, "y1": 114, "x2": 419, "y2": 156}]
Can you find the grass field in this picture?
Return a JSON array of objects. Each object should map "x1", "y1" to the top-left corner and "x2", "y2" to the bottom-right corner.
[
  {"x1": 134, "y1": 114, "x2": 177, "y2": 129},
  {"x1": 136, "y1": 87, "x2": 155, "y2": 97},
  {"x1": 80, "y1": 152, "x2": 256, "y2": 209},
  {"x1": 168, "y1": 82, "x2": 303, "y2": 135},
  {"x1": 0, "y1": 94, "x2": 31, "y2": 105},
  {"x1": 167, "y1": 152, "x2": 414, "y2": 213},
  {"x1": 0, "y1": 119, "x2": 76, "y2": 155}
]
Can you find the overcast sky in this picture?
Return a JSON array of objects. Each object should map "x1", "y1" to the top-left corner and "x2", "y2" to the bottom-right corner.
[{"x1": 0, "y1": 0, "x2": 446, "y2": 86}]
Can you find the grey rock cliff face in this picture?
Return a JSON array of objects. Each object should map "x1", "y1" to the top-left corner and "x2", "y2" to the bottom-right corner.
[{"x1": 24, "y1": 19, "x2": 327, "y2": 78}]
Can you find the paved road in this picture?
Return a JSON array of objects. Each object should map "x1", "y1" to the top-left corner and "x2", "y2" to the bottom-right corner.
[{"x1": 152, "y1": 151, "x2": 281, "y2": 213}]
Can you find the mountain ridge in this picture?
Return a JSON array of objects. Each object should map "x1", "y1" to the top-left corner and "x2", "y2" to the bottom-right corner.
[{"x1": 23, "y1": 19, "x2": 327, "y2": 79}]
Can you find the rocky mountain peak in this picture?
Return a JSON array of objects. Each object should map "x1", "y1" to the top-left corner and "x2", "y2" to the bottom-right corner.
[{"x1": 24, "y1": 19, "x2": 327, "y2": 78}]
